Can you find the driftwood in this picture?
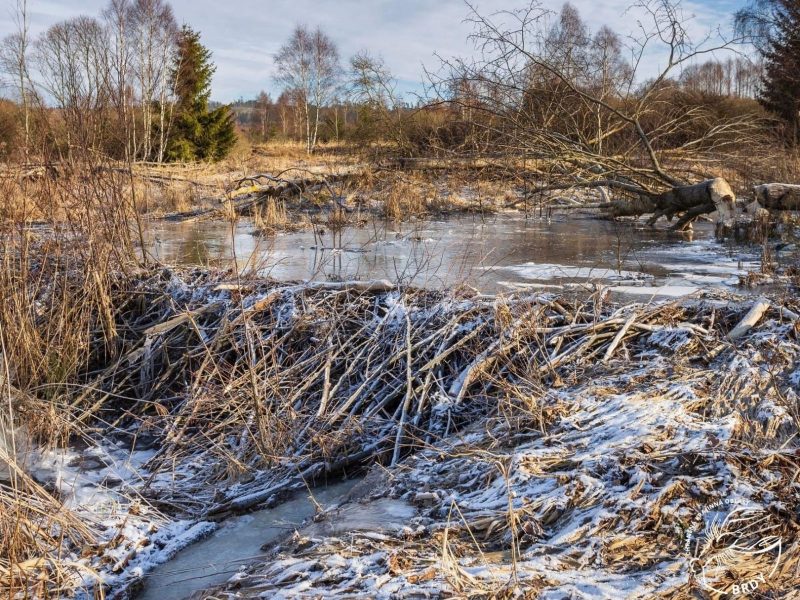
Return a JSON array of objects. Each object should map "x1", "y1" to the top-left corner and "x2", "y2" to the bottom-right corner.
[{"x1": 753, "y1": 183, "x2": 800, "y2": 211}]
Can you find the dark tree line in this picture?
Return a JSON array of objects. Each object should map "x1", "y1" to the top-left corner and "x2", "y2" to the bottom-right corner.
[
  {"x1": 0, "y1": 0, "x2": 235, "y2": 163},
  {"x1": 738, "y1": 0, "x2": 800, "y2": 144}
]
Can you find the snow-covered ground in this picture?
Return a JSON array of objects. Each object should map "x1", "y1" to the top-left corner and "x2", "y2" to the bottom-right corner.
[
  {"x1": 200, "y1": 305, "x2": 799, "y2": 599},
  {"x1": 23, "y1": 441, "x2": 214, "y2": 597}
]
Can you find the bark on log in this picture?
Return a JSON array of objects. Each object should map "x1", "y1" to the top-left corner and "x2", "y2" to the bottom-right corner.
[
  {"x1": 598, "y1": 177, "x2": 735, "y2": 229},
  {"x1": 753, "y1": 183, "x2": 800, "y2": 211}
]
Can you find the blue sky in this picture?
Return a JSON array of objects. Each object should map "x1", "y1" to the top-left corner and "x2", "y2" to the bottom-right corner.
[{"x1": 2, "y1": 0, "x2": 749, "y2": 103}]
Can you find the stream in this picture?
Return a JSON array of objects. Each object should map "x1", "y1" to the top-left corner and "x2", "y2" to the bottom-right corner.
[
  {"x1": 145, "y1": 213, "x2": 775, "y2": 298},
  {"x1": 135, "y1": 479, "x2": 360, "y2": 600}
]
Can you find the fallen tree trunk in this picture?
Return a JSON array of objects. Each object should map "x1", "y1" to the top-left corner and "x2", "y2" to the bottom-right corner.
[
  {"x1": 592, "y1": 177, "x2": 735, "y2": 229},
  {"x1": 510, "y1": 177, "x2": 735, "y2": 229},
  {"x1": 164, "y1": 172, "x2": 355, "y2": 222},
  {"x1": 753, "y1": 183, "x2": 800, "y2": 211}
]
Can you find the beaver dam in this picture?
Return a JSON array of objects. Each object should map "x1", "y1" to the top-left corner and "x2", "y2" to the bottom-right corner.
[
  {"x1": 2, "y1": 260, "x2": 799, "y2": 599},
  {"x1": 6, "y1": 0, "x2": 800, "y2": 592}
]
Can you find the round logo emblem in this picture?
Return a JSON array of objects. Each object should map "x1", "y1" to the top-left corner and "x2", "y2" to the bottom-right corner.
[{"x1": 681, "y1": 499, "x2": 782, "y2": 595}]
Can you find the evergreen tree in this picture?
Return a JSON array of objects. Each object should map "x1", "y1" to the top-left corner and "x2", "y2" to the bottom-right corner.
[
  {"x1": 167, "y1": 26, "x2": 237, "y2": 161},
  {"x1": 756, "y1": 0, "x2": 800, "y2": 144}
]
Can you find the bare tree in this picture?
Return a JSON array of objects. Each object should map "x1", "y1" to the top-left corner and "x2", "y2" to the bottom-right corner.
[
  {"x1": 254, "y1": 90, "x2": 272, "y2": 140},
  {"x1": 102, "y1": 0, "x2": 135, "y2": 159},
  {"x1": 0, "y1": 0, "x2": 34, "y2": 157},
  {"x1": 349, "y1": 50, "x2": 397, "y2": 109},
  {"x1": 275, "y1": 26, "x2": 341, "y2": 153},
  {"x1": 34, "y1": 16, "x2": 113, "y2": 156},
  {"x1": 348, "y1": 50, "x2": 405, "y2": 143},
  {"x1": 587, "y1": 26, "x2": 632, "y2": 152},
  {"x1": 128, "y1": 0, "x2": 177, "y2": 161},
  {"x1": 426, "y1": 0, "x2": 761, "y2": 228},
  {"x1": 275, "y1": 90, "x2": 291, "y2": 137}
]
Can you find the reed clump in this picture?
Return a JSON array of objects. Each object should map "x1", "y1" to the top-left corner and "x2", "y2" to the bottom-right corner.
[
  {"x1": 382, "y1": 176, "x2": 434, "y2": 219},
  {"x1": 0, "y1": 440, "x2": 98, "y2": 599},
  {"x1": 1, "y1": 158, "x2": 144, "y2": 599},
  {"x1": 253, "y1": 197, "x2": 290, "y2": 233}
]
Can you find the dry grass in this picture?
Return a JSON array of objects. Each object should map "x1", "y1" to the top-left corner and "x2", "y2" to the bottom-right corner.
[
  {"x1": 0, "y1": 160, "x2": 142, "y2": 598},
  {"x1": 382, "y1": 177, "x2": 430, "y2": 219},
  {"x1": 0, "y1": 416, "x2": 99, "y2": 598},
  {"x1": 253, "y1": 198, "x2": 294, "y2": 233},
  {"x1": 160, "y1": 181, "x2": 196, "y2": 213},
  {"x1": 1, "y1": 143, "x2": 520, "y2": 227},
  {"x1": 0, "y1": 140, "x2": 797, "y2": 597}
]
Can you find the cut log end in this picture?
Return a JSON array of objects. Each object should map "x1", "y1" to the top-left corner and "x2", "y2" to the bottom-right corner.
[{"x1": 753, "y1": 183, "x2": 800, "y2": 211}]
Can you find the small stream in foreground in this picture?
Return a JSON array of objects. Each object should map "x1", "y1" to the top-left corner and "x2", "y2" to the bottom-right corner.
[{"x1": 136, "y1": 480, "x2": 359, "y2": 600}]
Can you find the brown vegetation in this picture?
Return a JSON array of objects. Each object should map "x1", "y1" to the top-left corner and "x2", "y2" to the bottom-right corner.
[{"x1": 1, "y1": 0, "x2": 799, "y2": 597}]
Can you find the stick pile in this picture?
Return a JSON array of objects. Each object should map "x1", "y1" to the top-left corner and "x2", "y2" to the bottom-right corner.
[
  {"x1": 197, "y1": 288, "x2": 800, "y2": 600},
  {"x1": 65, "y1": 268, "x2": 798, "y2": 520}
]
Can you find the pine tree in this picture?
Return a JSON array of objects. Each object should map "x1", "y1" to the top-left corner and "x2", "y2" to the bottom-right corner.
[
  {"x1": 758, "y1": 0, "x2": 800, "y2": 144},
  {"x1": 166, "y1": 26, "x2": 237, "y2": 161}
]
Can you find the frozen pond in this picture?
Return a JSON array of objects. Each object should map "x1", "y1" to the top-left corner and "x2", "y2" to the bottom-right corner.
[{"x1": 146, "y1": 214, "x2": 769, "y2": 298}]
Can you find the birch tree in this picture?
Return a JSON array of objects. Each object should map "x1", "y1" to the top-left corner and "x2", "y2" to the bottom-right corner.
[
  {"x1": 129, "y1": 0, "x2": 177, "y2": 161},
  {"x1": 275, "y1": 26, "x2": 341, "y2": 153},
  {"x1": 102, "y1": 0, "x2": 134, "y2": 159}
]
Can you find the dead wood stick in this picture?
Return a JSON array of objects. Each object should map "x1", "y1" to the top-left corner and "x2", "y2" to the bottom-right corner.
[
  {"x1": 418, "y1": 323, "x2": 487, "y2": 373},
  {"x1": 727, "y1": 297, "x2": 770, "y2": 341},
  {"x1": 448, "y1": 339, "x2": 501, "y2": 402},
  {"x1": 391, "y1": 312, "x2": 415, "y2": 466},
  {"x1": 778, "y1": 306, "x2": 800, "y2": 321},
  {"x1": 142, "y1": 301, "x2": 224, "y2": 336},
  {"x1": 602, "y1": 312, "x2": 639, "y2": 363}
]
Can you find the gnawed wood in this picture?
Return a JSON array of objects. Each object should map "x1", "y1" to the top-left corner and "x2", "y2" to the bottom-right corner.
[
  {"x1": 753, "y1": 183, "x2": 800, "y2": 211},
  {"x1": 727, "y1": 297, "x2": 770, "y2": 341},
  {"x1": 645, "y1": 177, "x2": 735, "y2": 229},
  {"x1": 530, "y1": 177, "x2": 735, "y2": 230}
]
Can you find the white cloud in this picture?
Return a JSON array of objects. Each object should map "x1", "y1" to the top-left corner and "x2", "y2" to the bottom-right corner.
[{"x1": 0, "y1": 0, "x2": 748, "y2": 102}]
